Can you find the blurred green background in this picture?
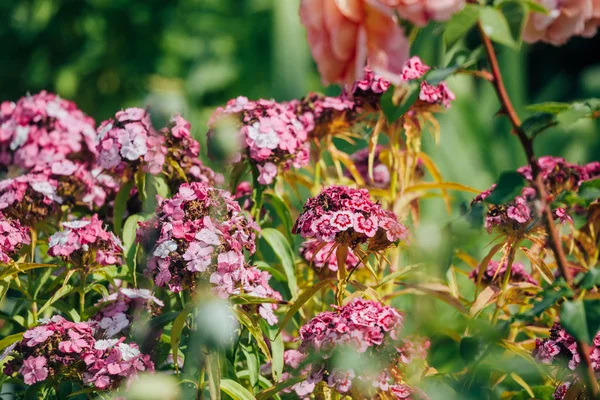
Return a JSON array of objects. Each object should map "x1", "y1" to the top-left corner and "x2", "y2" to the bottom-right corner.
[{"x1": 1, "y1": 0, "x2": 598, "y2": 220}]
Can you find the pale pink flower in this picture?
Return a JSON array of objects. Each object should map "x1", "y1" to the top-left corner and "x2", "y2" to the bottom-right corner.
[
  {"x1": 524, "y1": 0, "x2": 594, "y2": 45},
  {"x1": 387, "y1": 0, "x2": 465, "y2": 26},
  {"x1": 19, "y1": 356, "x2": 48, "y2": 385},
  {"x1": 299, "y1": 0, "x2": 410, "y2": 84}
]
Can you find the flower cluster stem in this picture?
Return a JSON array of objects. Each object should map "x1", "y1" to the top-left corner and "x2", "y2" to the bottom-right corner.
[{"x1": 478, "y1": 23, "x2": 599, "y2": 398}]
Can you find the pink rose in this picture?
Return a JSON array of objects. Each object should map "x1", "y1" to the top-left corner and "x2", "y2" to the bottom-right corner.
[
  {"x1": 384, "y1": 0, "x2": 465, "y2": 26},
  {"x1": 523, "y1": 0, "x2": 594, "y2": 45},
  {"x1": 299, "y1": 0, "x2": 410, "y2": 85}
]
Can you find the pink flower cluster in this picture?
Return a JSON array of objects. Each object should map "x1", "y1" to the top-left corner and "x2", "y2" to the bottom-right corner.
[
  {"x1": 517, "y1": 156, "x2": 598, "y2": 195},
  {"x1": 0, "y1": 212, "x2": 30, "y2": 264},
  {"x1": 533, "y1": 322, "x2": 600, "y2": 372},
  {"x1": 469, "y1": 260, "x2": 538, "y2": 286},
  {"x1": 300, "y1": 239, "x2": 360, "y2": 273},
  {"x1": 0, "y1": 91, "x2": 97, "y2": 172},
  {"x1": 524, "y1": 0, "x2": 600, "y2": 45},
  {"x1": 292, "y1": 186, "x2": 408, "y2": 250},
  {"x1": 400, "y1": 56, "x2": 455, "y2": 108},
  {"x1": 473, "y1": 157, "x2": 599, "y2": 233},
  {"x1": 385, "y1": 0, "x2": 465, "y2": 26},
  {"x1": 94, "y1": 288, "x2": 164, "y2": 337},
  {"x1": 208, "y1": 97, "x2": 310, "y2": 185},
  {"x1": 96, "y1": 108, "x2": 165, "y2": 175},
  {"x1": 0, "y1": 169, "x2": 63, "y2": 225},
  {"x1": 138, "y1": 181, "x2": 280, "y2": 323},
  {"x1": 297, "y1": 298, "x2": 425, "y2": 398},
  {"x1": 2, "y1": 316, "x2": 153, "y2": 390},
  {"x1": 160, "y1": 115, "x2": 223, "y2": 189},
  {"x1": 297, "y1": 92, "x2": 355, "y2": 139},
  {"x1": 48, "y1": 214, "x2": 123, "y2": 267}
]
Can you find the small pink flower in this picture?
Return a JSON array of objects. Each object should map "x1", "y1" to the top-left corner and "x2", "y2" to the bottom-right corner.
[
  {"x1": 257, "y1": 162, "x2": 278, "y2": 185},
  {"x1": 19, "y1": 356, "x2": 48, "y2": 385},
  {"x1": 401, "y1": 56, "x2": 430, "y2": 81},
  {"x1": 23, "y1": 326, "x2": 54, "y2": 347},
  {"x1": 330, "y1": 210, "x2": 355, "y2": 231}
]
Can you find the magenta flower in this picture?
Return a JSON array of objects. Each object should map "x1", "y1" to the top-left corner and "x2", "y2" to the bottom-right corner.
[
  {"x1": 469, "y1": 260, "x2": 538, "y2": 286},
  {"x1": 0, "y1": 212, "x2": 30, "y2": 264}
]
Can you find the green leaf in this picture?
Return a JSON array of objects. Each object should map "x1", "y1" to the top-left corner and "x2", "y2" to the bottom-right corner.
[
  {"x1": 375, "y1": 263, "x2": 423, "y2": 287},
  {"x1": 256, "y1": 376, "x2": 306, "y2": 400},
  {"x1": 236, "y1": 309, "x2": 271, "y2": 360},
  {"x1": 560, "y1": 300, "x2": 591, "y2": 344},
  {"x1": 144, "y1": 174, "x2": 170, "y2": 212},
  {"x1": 520, "y1": 113, "x2": 556, "y2": 137},
  {"x1": 38, "y1": 283, "x2": 74, "y2": 314},
  {"x1": 578, "y1": 179, "x2": 600, "y2": 202},
  {"x1": 498, "y1": 1, "x2": 526, "y2": 47},
  {"x1": 264, "y1": 193, "x2": 293, "y2": 240},
  {"x1": 516, "y1": 287, "x2": 571, "y2": 320},
  {"x1": 171, "y1": 306, "x2": 193, "y2": 371},
  {"x1": 444, "y1": 4, "x2": 481, "y2": 47},
  {"x1": 220, "y1": 379, "x2": 256, "y2": 400},
  {"x1": 276, "y1": 279, "x2": 333, "y2": 338},
  {"x1": 485, "y1": 172, "x2": 527, "y2": 205},
  {"x1": 426, "y1": 67, "x2": 459, "y2": 86},
  {"x1": 579, "y1": 268, "x2": 600, "y2": 290},
  {"x1": 206, "y1": 351, "x2": 221, "y2": 400},
  {"x1": 122, "y1": 214, "x2": 146, "y2": 276},
  {"x1": 381, "y1": 82, "x2": 420, "y2": 123},
  {"x1": 261, "y1": 228, "x2": 297, "y2": 295},
  {"x1": 113, "y1": 180, "x2": 134, "y2": 237},
  {"x1": 241, "y1": 344, "x2": 260, "y2": 391},
  {"x1": 584, "y1": 300, "x2": 600, "y2": 344},
  {"x1": 269, "y1": 325, "x2": 284, "y2": 382},
  {"x1": 459, "y1": 336, "x2": 484, "y2": 365},
  {"x1": 525, "y1": 102, "x2": 571, "y2": 114},
  {"x1": 557, "y1": 102, "x2": 592, "y2": 127},
  {"x1": 254, "y1": 261, "x2": 287, "y2": 282},
  {"x1": 479, "y1": 7, "x2": 517, "y2": 48},
  {"x1": 0, "y1": 332, "x2": 23, "y2": 350}
]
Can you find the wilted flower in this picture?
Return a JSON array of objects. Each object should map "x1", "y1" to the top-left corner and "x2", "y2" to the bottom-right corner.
[{"x1": 299, "y1": 0, "x2": 410, "y2": 85}]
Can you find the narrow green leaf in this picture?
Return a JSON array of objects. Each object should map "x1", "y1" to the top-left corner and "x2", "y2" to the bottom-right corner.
[
  {"x1": 479, "y1": 7, "x2": 517, "y2": 48},
  {"x1": 261, "y1": 228, "x2": 297, "y2": 295},
  {"x1": 113, "y1": 180, "x2": 134, "y2": 237},
  {"x1": 256, "y1": 376, "x2": 306, "y2": 400},
  {"x1": 376, "y1": 264, "x2": 423, "y2": 287},
  {"x1": 171, "y1": 306, "x2": 193, "y2": 371},
  {"x1": 220, "y1": 379, "x2": 256, "y2": 400},
  {"x1": 236, "y1": 308, "x2": 271, "y2": 361},
  {"x1": 38, "y1": 284, "x2": 74, "y2": 314},
  {"x1": 242, "y1": 344, "x2": 260, "y2": 391},
  {"x1": 270, "y1": 325, "x2": 284, "y2": 382},
  {"x1": 205, "y1": 351, "x2": 221, "y2": 400},
  {"x1": 264, "y1": 193, "x2": 293, "y2": 239},
  {"x1": 276, "y1": 279, "x2": 333, "y2": 338},
  {"x1": 0, "y1": 332, "x2": 23, "y2": 350},
  {"x1": 525, "y1": 102, "x2": 571, "y2": 114}
]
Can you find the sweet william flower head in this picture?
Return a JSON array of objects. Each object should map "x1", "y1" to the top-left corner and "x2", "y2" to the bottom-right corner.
[
  {"x1": 208, "y1": 97, "x2": 310, "y2": 185},
  {"x1": 300, "y1": 239, "x2": 360, "y2": 273},
  {"x1": 469, "y1": 260, "x2": 538, "y2": 286},
  {"x1": 48, "y1": 214, "x2": 123, "y2": 268},
  {"x1": 292, "y1": 185, "x2": 408, "y2": 251},
  {"x1": 0, "y1": 91, "x2": 97, "y2": 172}
]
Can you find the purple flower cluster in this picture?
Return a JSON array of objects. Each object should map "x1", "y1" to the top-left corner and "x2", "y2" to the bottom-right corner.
[
  {"x1": 48, "y1": 214, "x2": 123, "y2": 267},
  {"x1": 0, "y1": 91, "x2": 97, "y2": 172},
  {"x1": 208, "y1": 96, "x2": 311, "y2": 185},
  {"x1": 300, "y1": 238, "x2": 360, "y2": 273},
  {"x1": 518, "y1": 156, "x2": 599, "y2": 195},
  {"x1": 533, "y1": 322, "x2": 600, "y2": 372},
  {"x1": 94, "y1": 288, "x2": 163, "y2": 337},
  {"x1": 469, "y1": 260, "x2": 538, "y2": 286},
  {"x1": 296, "y1": 92, "x2": 356, "y2": 139},
  {"x1": 138, "y1": 181, "x2": 280, "y2": 323},
  {"x1": 2, "y1": 316, "x2": 153, "y2": 390},
  {"x1": 292, "y1": 186, "x2": 408, "y2": 250},
  {"x1": 0, "y1": 212, "x2": 30, "y2": 264},
  {"x1": 297, "y1": 298, "x2": 425, "y2": 398}
]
